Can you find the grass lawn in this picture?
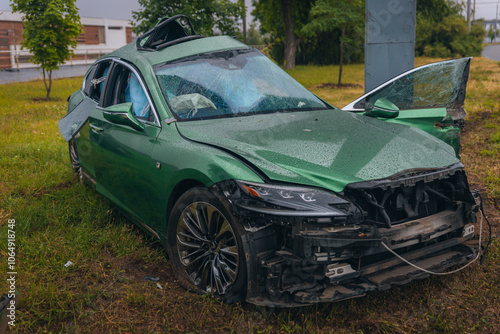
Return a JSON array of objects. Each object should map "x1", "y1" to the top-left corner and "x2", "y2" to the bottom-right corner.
[{"x1": 0, "y1": 56, "x2": 499, "y2": 333}]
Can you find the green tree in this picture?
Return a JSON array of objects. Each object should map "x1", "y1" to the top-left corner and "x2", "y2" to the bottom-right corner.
[
  {"x1": 416, "y1": 0, "x2": 462, "y2": 22},
  {"x1": 416, "y1": 0, "x2": 485, "y2": 57},
  {"x1": 132, "y1": 0, "x2": 244, "y2": 37},
  {"x1": 11, "y1": 0, "x2": 82, "y2": 100},
  {"x1": 246, "y1": 22, "x2": 264, "y2": 45},
  {"x1": 302, "y1": 0, "x2": 364, "y2": 86},
  {"x1": 253, "y1": 0, "x2": 313, "y2": 69}
]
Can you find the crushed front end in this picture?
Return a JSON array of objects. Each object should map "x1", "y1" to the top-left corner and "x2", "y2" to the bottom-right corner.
[{"x1": 213, "y1": 163, "x2": 480, "y2": 307}]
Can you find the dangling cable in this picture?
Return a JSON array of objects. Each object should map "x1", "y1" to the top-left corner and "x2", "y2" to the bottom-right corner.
[
  {"x1": 381, "y1": 211, "x2": 484, "y2": 276},
  {"x1": 478, "y1": 192, "x2": 493, "y2": 265}
]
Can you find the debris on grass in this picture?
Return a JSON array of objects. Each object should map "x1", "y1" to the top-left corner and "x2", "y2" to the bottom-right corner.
[{"x1": 145, "y1": 276, "x2": 160, "y2": 282}]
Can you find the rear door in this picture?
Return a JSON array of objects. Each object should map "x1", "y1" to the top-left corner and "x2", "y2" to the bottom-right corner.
[{"x1": 342, "y1": 58, "x2": 471, "y2": 154}]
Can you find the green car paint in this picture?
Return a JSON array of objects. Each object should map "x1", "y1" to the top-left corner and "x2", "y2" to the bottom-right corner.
[
  {"x1": 381, "y1": 108, "x2": 462, "y2": 154},
  {"x1": 175, "y1": 108, "x2": 459, "y2": 193},
  {"x1": 352, "y1": 107, "x2": 461, "y2": 154},
  {"x1": 81, "y1": 105, "x2": 262, "y2": 239}
]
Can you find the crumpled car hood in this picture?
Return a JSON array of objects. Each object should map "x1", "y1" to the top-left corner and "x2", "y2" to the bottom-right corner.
[{"x1": 175, "y1": 109, "x2": 459, "y2": 192}]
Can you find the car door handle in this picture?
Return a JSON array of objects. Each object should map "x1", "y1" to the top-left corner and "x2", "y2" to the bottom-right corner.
[{"x1": 89, "y1": 123, "x2": 104, "y2": 133}]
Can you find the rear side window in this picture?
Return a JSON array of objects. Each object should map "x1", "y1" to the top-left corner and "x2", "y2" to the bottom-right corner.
[
  {"x1": 82, "y1": 66, "x2": 96, "y2": 96},
  {"x1": 85, "y1": 60, "x2": 112, "y2": 102}
]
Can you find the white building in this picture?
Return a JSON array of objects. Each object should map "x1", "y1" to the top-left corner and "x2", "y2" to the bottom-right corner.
[{"x1": 0, "y1": 10, "x2": 133, "y2": 70}]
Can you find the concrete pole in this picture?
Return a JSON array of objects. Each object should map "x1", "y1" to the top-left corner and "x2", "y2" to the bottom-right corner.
[{"x1": 365, "y1": 0, "x2": 416, "y2": 93}]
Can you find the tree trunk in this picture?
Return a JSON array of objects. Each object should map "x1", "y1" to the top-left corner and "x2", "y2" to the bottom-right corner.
[
  {"x1": 338, "y1": 23, "x2": 347, "y2": 87},
  {"x1": 282, "y1": 0, "x2": 298, "y2": 69},
  {"x1": 42, "y1": 68, "x2": 53, "y2": 101}
]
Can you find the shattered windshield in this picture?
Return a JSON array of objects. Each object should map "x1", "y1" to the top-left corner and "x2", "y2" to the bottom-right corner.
[{"x1": 154, "y1": 49, "x2": 331, "y2": 120}]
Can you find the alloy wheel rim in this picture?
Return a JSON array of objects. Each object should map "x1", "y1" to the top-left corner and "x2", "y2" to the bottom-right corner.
[{"x1": 176, "y1": 202, "x2": 239, "y2": 294}]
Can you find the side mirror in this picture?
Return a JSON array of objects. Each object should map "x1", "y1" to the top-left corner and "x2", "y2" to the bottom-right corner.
[
  {"x1": 103, "y1": 102, "x2": 145, "y2": 131},
  {"x1": 364, "y1": 98, "x2": 399, "y2": 119}
]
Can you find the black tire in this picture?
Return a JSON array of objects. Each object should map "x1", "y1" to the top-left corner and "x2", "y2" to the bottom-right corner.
[
  {"x1": 68, "y1": 139, "x2": 83, "y2": 181},
  {"x1": 167, "y1": 187, "x2": 247, "y2": 303}
]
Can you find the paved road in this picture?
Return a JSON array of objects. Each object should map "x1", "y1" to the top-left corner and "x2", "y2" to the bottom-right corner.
[
  {"x1": 1, "y1": 46, "x2": 498, "y2": 85},
  {"x1": 482, "y1": 44, "x2": 500, "y2": 61},
  {"x1": 0, "y1": 64, "x2": 90, "y2": 84}
]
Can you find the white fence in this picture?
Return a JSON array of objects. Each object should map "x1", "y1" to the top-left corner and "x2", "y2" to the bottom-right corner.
[{"x1": 0, "y1": 48, "x2": 118, "y2": 70}]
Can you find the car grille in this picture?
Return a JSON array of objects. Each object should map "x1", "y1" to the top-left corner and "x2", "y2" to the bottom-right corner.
[{"x1": 343, "y1": 169, "x2": 474, "y2": 227}]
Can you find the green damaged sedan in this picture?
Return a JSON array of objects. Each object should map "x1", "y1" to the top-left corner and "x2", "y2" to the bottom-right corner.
[{"x1": 59, "y1": 16, "x2": 484, "y2": 307}]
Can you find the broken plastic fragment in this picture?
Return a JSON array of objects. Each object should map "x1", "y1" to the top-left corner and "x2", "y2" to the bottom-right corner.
[
  {"x1": 64, "y1": 261, "x2": 73, "y2": 267},
  {"x1": 145, "y1": 276, "x2": 160, "y2": 282}
]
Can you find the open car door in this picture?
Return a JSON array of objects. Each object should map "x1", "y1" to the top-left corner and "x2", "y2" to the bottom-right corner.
[{"x1": 342, "y1": 57, "x2": 472, "y2": 155}]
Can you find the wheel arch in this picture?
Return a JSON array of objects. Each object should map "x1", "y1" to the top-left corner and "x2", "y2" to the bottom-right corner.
[{"x1": 165, "y1": 178, "x2": 205, "y2": 227}]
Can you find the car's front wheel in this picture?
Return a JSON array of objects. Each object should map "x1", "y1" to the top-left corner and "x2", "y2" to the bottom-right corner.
[{"x1": 167, "y1": 187, "x2": 246, "y2": 303}]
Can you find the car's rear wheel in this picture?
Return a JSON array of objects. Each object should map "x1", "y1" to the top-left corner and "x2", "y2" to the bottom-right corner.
[
  {"x1": 68, "y1": 139, "x2": 83, "y2": 181},
  {"x1": 167, "y1": 187, "x2": 246, "y2": 302}
]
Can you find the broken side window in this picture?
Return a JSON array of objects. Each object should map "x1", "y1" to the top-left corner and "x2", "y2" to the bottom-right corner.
[
  {"x1": 356, "y1": 58, "x2": 470, "y2": 111},
  {"x1": 89, "y1": 61, "x2": 112, "y2": 103}
]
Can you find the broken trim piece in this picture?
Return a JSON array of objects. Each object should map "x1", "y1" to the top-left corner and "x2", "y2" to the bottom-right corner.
[{"x1": 136, "y1": 15, "x2": 204, "y2": 52}]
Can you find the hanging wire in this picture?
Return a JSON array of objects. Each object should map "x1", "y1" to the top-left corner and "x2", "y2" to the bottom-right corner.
[{"x1": 381, "y1": 192, "x2": 493, "y2": 275}]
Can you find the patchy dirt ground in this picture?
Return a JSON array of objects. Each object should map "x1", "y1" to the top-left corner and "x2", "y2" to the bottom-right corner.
[{"x1": 462, "y1": 109, "x2": 500, "y2": 235}]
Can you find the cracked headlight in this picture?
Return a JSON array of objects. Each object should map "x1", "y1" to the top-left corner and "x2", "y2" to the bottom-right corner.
[{"x1": 218, "y1": 180, "x2": 359, "y2": 220}]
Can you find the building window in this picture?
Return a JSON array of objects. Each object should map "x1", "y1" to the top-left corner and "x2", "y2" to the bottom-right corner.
[{"x1": 98, "y1": 26, "x2": 106, "y2": 44}]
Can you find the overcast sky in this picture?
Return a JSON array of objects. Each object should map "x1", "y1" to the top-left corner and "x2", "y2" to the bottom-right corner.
[
  {"x1": 0, "y1": 0, "x2": 498, "y2": 22},
  {"x1": 0, "y1": 0, "x2": 141, "y2": 20}
]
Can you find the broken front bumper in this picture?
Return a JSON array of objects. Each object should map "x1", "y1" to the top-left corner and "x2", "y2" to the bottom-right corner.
[
  {"x1": 240, "y1": 205, "x2": 478, "y2": 307},
  {"x1": 212, "y1": 168, "x2": 479, "y2": 307}
]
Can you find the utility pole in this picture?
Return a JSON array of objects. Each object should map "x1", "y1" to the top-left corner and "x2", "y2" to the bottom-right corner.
[
  {"x1": 467, "y1": 0, "x2": 471, "y2": 31},
  {"x1": 497, "y1": 2, "x2": 499, "y2": 42},
  {"x1": 241, "y1": 0, "x2": 247, "y2": 44},
  {"x1": 473, "y1": 0, "x2": 476, "y2": 22}
]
